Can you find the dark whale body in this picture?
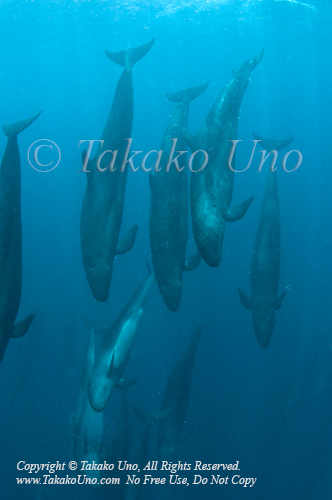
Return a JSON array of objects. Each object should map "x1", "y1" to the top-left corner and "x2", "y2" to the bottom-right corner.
[
  {"x1": 183, "y1": 51, "x2": 264, "y2": 267},
  {"x1": 80, "y1": 39, "x2": 154, "y2": 302},
  {"x1": 238, "y1": 133, "x2": 291, "y2": 348},
  {"x1": 0, "y1": 112, "x2": 40, "y2": 362},
  {"x1": 158, "y1": 326, "x2": 202, "y2": 460},
  {"x1": 88, "y1": 265, "x2": 154, "y2": 412},
  {"x1": 149, "y1": 83, "x2": 207, "y2": 311}
]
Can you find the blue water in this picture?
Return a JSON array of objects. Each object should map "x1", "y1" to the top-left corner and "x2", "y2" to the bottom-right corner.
[{"x1": 0, "y1": 0, "x2": 331, "y2": 498}]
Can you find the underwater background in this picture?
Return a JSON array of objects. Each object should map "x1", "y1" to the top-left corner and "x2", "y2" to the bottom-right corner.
[{"x1": 0, "y1": 0, "x2": 331, "y2": 498}]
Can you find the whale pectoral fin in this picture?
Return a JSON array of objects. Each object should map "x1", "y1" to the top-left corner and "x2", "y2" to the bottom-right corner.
[
  {"x1": 12, "y1": 314, "x2": 34, "y2": 338},
  {"x1": 116, "y1": 378, "x2": 138, "y2": 390},
  {"x1": 184, "y1": 251, "x2": 201, "y2": 271},
  {"x1": 225, "y1": 196, "x2": 254, "y2": 222},
  {"x1": 238, "y1": 288, "x2": 252, "y2": 309},
  {"x1": 276, "y1": 289, "x2": 287, "y2": 310},
  {"x1": 180, "y1": 428, "x2": 194, "y2": 443},
  {"x1": 116, "y1": 225, "x2": 138, "y2": 255}
]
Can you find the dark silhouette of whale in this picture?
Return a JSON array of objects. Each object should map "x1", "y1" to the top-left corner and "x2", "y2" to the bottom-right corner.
[
  {"x1": 80, "y1": 39, "x2": 154, "y2": 302},
  {"x1": 237, "y1": 133, "x2": 291, "y2": 347},
  {"x1": 72, "y1": 329, "x2": 103, "y2": 487},
  {"x1": 158, "y1": 326, "x2": 202, "y2": 460},
  {"x1": 0, "y1": 112, "x2": 41, "y2": 362},
  {"x1": 88, "y1": 263, "x2": 154, "y2": 412},
  {"x1": 183, "y1": 50, "x2": 264, "y2": 267},
  {"x1": 149, "y1": 83, "x2": 207, "y2": 311}
]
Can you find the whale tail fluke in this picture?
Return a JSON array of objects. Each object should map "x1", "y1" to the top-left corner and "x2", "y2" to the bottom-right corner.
[
  {"x1": 105, "y1": 38, "x2": 155, "y2": 71},
  {"x1": 233, "y1": 49, "x2": 264, "y2": 75},
  {"x1": 165, "y1": 81, "x2": 209, "y2": 104},
  {"x1": 3, "y1": 111, "x2": 42, "y2": 138},
  {"x1": 253, "y1": 132, "x2": 294, "y2": 152}
]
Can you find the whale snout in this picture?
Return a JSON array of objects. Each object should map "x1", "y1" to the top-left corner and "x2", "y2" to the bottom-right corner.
[
  {"x1": 196, "y1": 229, "x2": 224, "y2": 267},
  {"x1": 253, "y1": 315, "x2": 275, "y2": 348},
  {"x1": 86, "y1": 266, "x2": 111, "y2": 302},
  {"x1": 160, "y1": 280, "x2": 182, "y2": 312}
]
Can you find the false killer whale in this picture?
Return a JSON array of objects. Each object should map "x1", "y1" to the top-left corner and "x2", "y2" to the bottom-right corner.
[
  {"x1": 72, "y1": 329, "x2": 104, "y2": 487},
  {"x1": 158, "y1": 326, "x2": 202, "y2": 460},
  {"x1": 149, "y1": 83, "x2": 207, "y2": 311},
  {"x1": 80, "y1": 39, "x2": 154, "y2": 302},
  {"x1": 183, "y1": 50, "x2": 264, "y2": 267},
  {"x1": 0, "y1": 112, "x2": 41, "y2": 362},
  {"x1": 238, "y1": 133, "x2": 290, "y2": 347},
  {"x1": 88, "y1": 264, "x2": 154, "y2": 412}
]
